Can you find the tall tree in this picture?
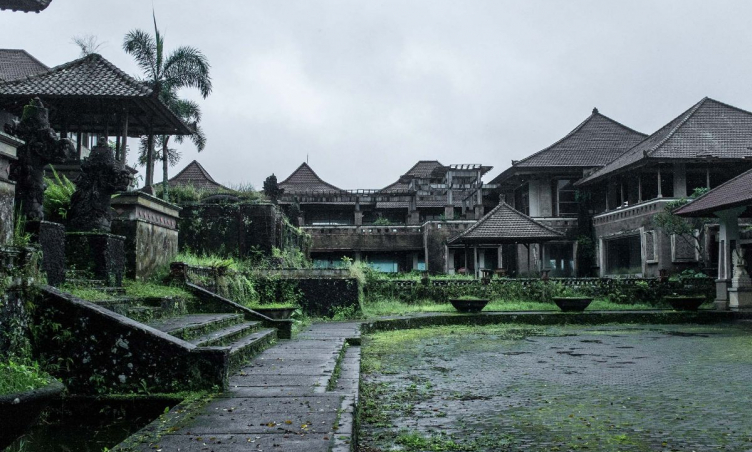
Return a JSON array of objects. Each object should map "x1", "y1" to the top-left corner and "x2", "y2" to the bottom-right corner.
[{"x1": 123, "y1": 12, "x2": 211, "y2": 189}]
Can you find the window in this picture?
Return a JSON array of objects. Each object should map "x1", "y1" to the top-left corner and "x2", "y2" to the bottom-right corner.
[
  {"x1": 554, "y1": 179, "x2": 578, "y2": 217},
  {"x1": 605, "y1": 235, "x2": 642, "y2": 275}
]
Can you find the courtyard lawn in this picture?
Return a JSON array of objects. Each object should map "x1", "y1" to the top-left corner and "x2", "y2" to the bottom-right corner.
[
  {"x1": 359, "y1": 323, "x2": 752, "y2": 451},
  {"x1": 360, "y1": 298, "x2": 703, "y2": 318}
]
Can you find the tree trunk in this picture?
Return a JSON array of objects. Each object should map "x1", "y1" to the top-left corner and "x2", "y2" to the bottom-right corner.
[{"x1": 162, "y1": 136, "x2": 170, "y2": 201}]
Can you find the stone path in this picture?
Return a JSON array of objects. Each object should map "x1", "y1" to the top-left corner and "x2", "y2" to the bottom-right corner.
[{"x1": 120, "y1": 322, "x2": 361, "y2": 452}]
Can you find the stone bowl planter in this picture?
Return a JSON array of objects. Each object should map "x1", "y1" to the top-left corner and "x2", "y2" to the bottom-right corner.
[
  {"x1": 449, "y1": 298, "x2": 489, "y2": 313},
  {"x1": 252, "y1": 307, "x2": 297, "y2": 319},
  {"x1": 0, "y1": 379, "x2": 65, "y2": 450},
  {"x1": 664, "y1": 295, "x2": 706, "y2": 311},
  {"x1": 552, "y1": 297, "x2": 593, "y2": 312}
]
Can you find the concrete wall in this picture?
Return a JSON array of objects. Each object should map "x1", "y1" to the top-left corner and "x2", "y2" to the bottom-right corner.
[
  {"x1": 423, "y1": 221, "x2": 475, "y2": 274},
  {"x1": 111, "y1": 192, "x2": 180, "y2": 280},
  {"x1": 306, "y1": 225, "x2": 424, "y2": 252}
]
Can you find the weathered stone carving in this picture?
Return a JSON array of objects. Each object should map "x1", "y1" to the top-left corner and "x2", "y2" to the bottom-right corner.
[
  {"x1": 68, "y1": 141, "x2": 132, "y2": 232},
  {"x1": 7, "y1": 98, "x2": 75, "y2": 222}
]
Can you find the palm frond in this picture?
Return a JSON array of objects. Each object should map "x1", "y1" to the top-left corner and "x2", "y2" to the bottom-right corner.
[
  {"x1": 153, "y1": 11, "x2": 164, "y2": 79},
  {"x1": 122, "y1": 29, "x2": 157, "y2": 80},
  {"x1": 163, "y1": 46, "x2": 212, "y2": 98}
]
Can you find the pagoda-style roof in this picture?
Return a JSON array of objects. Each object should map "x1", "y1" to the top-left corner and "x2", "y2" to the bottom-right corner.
[
  {"x1": 169, "y1": 160, "x2": 228, "y2": 191},
  {"x1": 447, "y1": 202, "x2": 564, "y2": 245},
  {"x1": 381, "y1": 160, "x2": 445, "y2": 192},
  {"x1": 493, "y1": 108, "x2": 645, "y2": 185},
  {"x1": 0, "y1": 53, "x2": 192, "y2": 136},
  {"x1": 279, "y1": 162, "x2": 342, "y2": 194},
  {"x1": 578, "y1": 98, "x2": 752, "y2": 185},
  {"x1": 0, "y1": 0, "x2": 52, "y2": 12},
  {"x1": 0, "y1": 49, "x2": 48, "y2": 81},
  {"x1": 674, "y1": 168, "x2": 752, "y2": 218}
]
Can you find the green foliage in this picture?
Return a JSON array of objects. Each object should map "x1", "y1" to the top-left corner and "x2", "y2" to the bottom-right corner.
[
  {"x1": 43, "y1": 166, "x2": 76, "y2": 220},
  {"x1": 154, "y1": 183, "x2": 266, "y2": 205},
  {"x1": 0, "y1": 360, "x2": 51, "y2": 395},
  {"x1": 373, "y1": 216, "x2": 392, "y2": 226},
  {"x1": 12, "y1": 211, "x2": 32, "y2": 247},
  {"x1": 653, "y1": 187, "x2": 712, "y2": 266},
  {"x1": 262, "y1": 174, "x2": 283, "y2": 204}
]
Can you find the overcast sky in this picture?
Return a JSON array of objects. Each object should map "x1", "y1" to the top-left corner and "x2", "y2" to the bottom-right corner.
[{"x1": 3, "y1": 1, "x2": 752, "y2": 189}]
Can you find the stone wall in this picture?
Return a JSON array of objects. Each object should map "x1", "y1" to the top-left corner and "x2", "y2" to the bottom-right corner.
[
  {"x1": 295, "y1": 277, "x2": 360, "y2": 317},
  {"x1": 111, "y1": 192, "x2": 180, "y2": 280},
  {"x1": 179, "y1": 203, "x2": 309, "y2": 258},
  {"x1": 0, "y1": 131, "x2": 22, "y2": 246},
  {"x1": 34, "y1": 286, "x2": 227, "y2": 394},
  {"x1": 305, "y1": 225, "x2": 424, "y2": 252}
]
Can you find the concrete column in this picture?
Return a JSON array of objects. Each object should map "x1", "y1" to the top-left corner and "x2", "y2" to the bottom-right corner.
[
  {"x1": 354, "y1": 251, "x2": 362, "y2": 262},
  {"x1": 447, "y1": 248, "x2": 455, "y2": 274},
  {"x1": 354, "y1": 211, "x2": 363, "y2": 226},
  {"x1": 473, "y1": 246, "x2": 479, "y2": 278},
  {"x1": 479, "y1": 248, "x2": 486, "y2": 271},
  {"x1": 497, "y1": 245, "x2": 503, "y2": 270},
  {"x1": 715, "y1": 207, "x2": 745, "y2": 309},
  {"x1": 637, "y1": 174, "x2": 642, "y2": 203},
  {"x1": 528, "y1": 180, "x2": 541, "y2": 217},
  {"x1": 657, "y1": 169, "x2": 663, "y2": 198},
  {"x1": 444, "y1": 205, "x2": 454, "y2": 219},
  {"x1": 673, "y1": 163, "x2": 687, "y2": 198},
  {"x1": 539, "y1": 176, "x2": 553, "y2": 217}
]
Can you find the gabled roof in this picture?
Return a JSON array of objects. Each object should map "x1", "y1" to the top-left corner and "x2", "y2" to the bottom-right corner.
[
  {"x1": 381, "y1": 160, "x2": 446, "y2": 192},
  {"x1": 0, "y1": 49, "x2": 48, "y2": 81},
  {"x1": 578, "y1": 98, "x2": 752, "y2": 185},
  {"x1": 278, "y1": 162, "x2": 342, "y2": 193},
  {"x1": 169, "y1": 160, "x2": 228, "y2": 191},
  {"x1": 0, "y1": 53, "x2": 151, "y2": 97},
  {"x1": 493, "y1": 108, "x2": 645, "y2": 185},
  {"x1": 447, "y1": 202, "x2": 564, "y2": 245},
  {"x1": 674, "y1": 168, "x2": 752, "y2": 218},
  {"x1": 0, "y1": 53, "x2": 192, "y2": 136},
  {"x1": 0, "y1": 0, "x2": 52, "y2": 13}
]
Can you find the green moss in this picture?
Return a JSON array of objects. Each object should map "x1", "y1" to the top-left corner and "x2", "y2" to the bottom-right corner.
[{"x1": 0, "y1": 360, "x2": 52, "y2": 395}]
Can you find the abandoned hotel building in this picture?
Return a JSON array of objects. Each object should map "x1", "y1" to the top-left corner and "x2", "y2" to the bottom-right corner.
[{"x1": 171, "y1": 98, "x2": 752, "y2": 280}]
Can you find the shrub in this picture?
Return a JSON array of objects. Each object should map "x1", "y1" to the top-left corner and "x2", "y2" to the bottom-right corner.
[{"x1": 43, "y1": 166, "x2": 76, "y2": 221}]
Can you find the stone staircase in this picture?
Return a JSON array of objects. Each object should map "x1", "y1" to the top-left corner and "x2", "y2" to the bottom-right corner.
[{"x1": 146, "y1": 313, "x2": 277, "y2": 373}]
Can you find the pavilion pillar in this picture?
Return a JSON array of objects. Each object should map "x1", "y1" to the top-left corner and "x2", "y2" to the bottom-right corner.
[
  {"x1": 76, "y1": 131, "x2": 82, "y2": 160},
  {"x1": 145, "y1": 125, "x2": 155, "y2": 189},
  {"x1": 657, "y1": 169, "x2": 663, "y2": 198},
  {"x1": 473, "y1": 246, "x2": 479, "y2": 279},
  {"x1": 120, "y1": 108, "x2": 129, "y2": 165},
  {"x1": 463, "y1": 246, "x2": 468, "y2": 273},
  {"x1": 497, "y1": 245, "x2": 503, "y2": 270},
  {"x1": 637, "y1": 174, "x2": 642, "y2": 203},
  {"x1": 715, "y1": 207, "x2": 745, "y2": 310}
]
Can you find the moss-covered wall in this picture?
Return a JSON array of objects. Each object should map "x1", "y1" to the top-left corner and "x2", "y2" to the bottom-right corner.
[
  {"x1": 112, "y1": 220, "x2": 178, "y2": 280},
  {"x1": 0, "y1": 180, "x2": 14, "y2": 246},
  {"x1": 65, "y1": 233, "x2": 125, "y2": 286},
  {"x1": 33, "y1": 287, "x2": 227, "y2": 394},
  {"x1": 178, "y1": 203, "x2": 309, "y2": 258},
  {"x1": 295, "y1": 277, "x2": 360, "y2": 317}
]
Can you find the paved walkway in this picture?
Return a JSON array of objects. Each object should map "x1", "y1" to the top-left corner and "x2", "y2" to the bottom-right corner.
[{"x1": 122, "y1": 322, "x2": 361, "y2": 452}]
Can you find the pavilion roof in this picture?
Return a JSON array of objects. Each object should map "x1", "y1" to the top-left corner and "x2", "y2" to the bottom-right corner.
[
  {"x1": 0, "y1": 53, "x2": 192, "y2": 136},
  {"x1": 447, "y1": 201, "x2": 564, "y2": 245},
  {"x1": 0, "y1": 0, "x2": 51, "y2": 12},
  {"x1": 674, "y1": 168, "x2": 752, "y2": 218},
  {"x1": 279, "y1": 162, "x2": 342, "y2": 193},
  {"x1": 578, "y1": 98, "x2": 752, "y2": 185},
  {"x1": 0, "y1": 49, "x2": 48, "y2": 81},
  {"x1": 169, "y1": 160, "x2": 229, "y2": 191},
  {"x1": 492, "y1": 108, "x2": 645, "y2": 185}
]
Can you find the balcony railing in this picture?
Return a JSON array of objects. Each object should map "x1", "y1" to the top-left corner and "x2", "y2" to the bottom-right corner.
[{"x1": 592, "y1": 198, "x2": 679, "y2": 226}]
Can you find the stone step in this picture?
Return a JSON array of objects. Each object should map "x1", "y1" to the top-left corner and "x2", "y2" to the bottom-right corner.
[
  {"x1": 147, "y1": 313, "x2": 245, "y2": 342},
  {"x1": 123, "y1": 306, "x2": 164, "y2": 323},
  {"x1": 228, "y1": 329, "x2": 277, "y2": 373},
  {"x1": 95, "y1": 287, "x2": 126, "y2": 296},
  {"x1": 189, "y1": 321, "x2": 263, "y2": 347}
]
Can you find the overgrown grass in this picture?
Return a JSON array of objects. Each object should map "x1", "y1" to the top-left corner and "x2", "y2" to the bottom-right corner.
[
  {"x1": 0, "y1": 360, "x2": 52, "y2": 395},
  {"x1": 62, "y1": 279, "x2": 196, "y2": 302},
  {"x1": 360, "y1": 298, "x2": 681, "y2": 318}
]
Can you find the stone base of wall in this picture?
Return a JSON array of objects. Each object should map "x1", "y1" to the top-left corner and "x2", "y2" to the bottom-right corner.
[
  {"x1": 28, "y1": 221, "x2": 66, "y2": 286},
  {"x1": 65, "y1": 233, "x2": 126, "y2": 286}
]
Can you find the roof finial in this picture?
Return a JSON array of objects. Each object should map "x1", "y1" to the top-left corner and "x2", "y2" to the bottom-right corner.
[{"x1": 592, "y1": 107, "x2": 599, "y2": 114}]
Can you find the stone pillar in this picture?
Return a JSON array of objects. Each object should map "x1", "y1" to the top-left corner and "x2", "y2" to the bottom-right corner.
[
  {"x1": 728, "y1": 248, "x2": 752, "y2": 309},
  {"x1": 528, "y1": 180, "x2": 541, "y2": 217},
  {"x1": 673, "y1": 163, "x2": 687, "y2": 198},
  {"x1": 354, "y1": 251, "x2": 362, "y2": 262},
  {"x1": 0, "y1": 131, "x2": 22, "y2": 246},
  {"x1": 447, "y1": 248, "x2": 455, "y2": 274},
  {"x1": 354, "y1": 211, "x2": 363, "y2": 226},
  {"x1": 715, "y1": 207, "x2": 745, "y2": 310},
  {"x1": 444, "y1": 205, "x2": 454, "y2": 219}
]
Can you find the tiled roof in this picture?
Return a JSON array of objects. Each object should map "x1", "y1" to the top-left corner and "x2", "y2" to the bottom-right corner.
[
  {"x1": 0, "y1": 53, "x2": 152, "y2": 97},
  {"x1": 278, "y1": 162, "x2": 342, "y2": 193},
  {"x1": 169, "y1": 160, "x2": 228, "y2": 191},
  {"x1": 578, "y1": 98, "x2": 752, "y2": 185},
  {"x1": 0, "y1": 49, "x2": 48, "y2": 81},
  {"x1": 492, "y1": 109, "x2": 645, "y2": 185},
  {"x1": 448, "y1": 202, "x2": 563, "y2": 244},
  {"x1": 376, "y1": 201, "x2": 409, "y2": 209},
  {"x1": 674, "y1": 168, "x2": 752, "y2": 217},
  {"x1": 381, "y1": 160, "x2": 446, "y2": 192},
  {"x1": 0, "y1": 0, "x2": 52, "y2": 12},
  {"x1": 516, "y1": 109, "x2": 645, "y2": 168}
]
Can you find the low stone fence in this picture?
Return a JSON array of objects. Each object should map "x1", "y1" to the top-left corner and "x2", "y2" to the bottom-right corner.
[
  {"x1": 365, "y1": 277, "x2": 716, "y2": 304},
  {"x1": 173, "y1": 263, "x2": 361, "y2": 318}
]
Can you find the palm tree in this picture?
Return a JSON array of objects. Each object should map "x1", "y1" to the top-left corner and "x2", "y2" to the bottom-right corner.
[
  {"x1": 123, "y1": 12, "x2": 211, "y2": 190},
  {"x1": 138, "y1": 95, "x2": 206, "y2": 200}
]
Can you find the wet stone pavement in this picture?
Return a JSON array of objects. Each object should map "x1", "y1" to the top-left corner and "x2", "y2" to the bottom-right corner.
[
  {"x1": 359, "y1": 322, "x2": 752, "y2": 452},
  {"x1": 122, "y1": 322, "x2": 360, "y2": 452}
]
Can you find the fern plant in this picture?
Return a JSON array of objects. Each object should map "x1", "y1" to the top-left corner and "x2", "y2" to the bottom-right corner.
[{"x1": 43, "y1": 166, "x2": 76, "y2": 221}]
